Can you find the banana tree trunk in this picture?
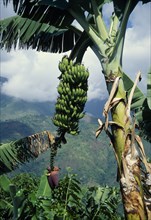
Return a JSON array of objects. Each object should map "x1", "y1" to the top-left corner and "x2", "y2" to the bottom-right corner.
[{"x1": 104, "y1": 69, "x2": 148, "y2": 220}]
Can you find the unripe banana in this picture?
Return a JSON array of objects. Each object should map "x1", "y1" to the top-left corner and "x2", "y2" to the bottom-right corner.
[
  {"x1": 62, "y1": 55, "x2": 69, "y2": 66},
  {"x1": 70, "y1": 130, "x2": 77, "y2": 135},
  {"x1": 70, "y1": 59, "x2": 73, "y2": 67},
  {"x1": 58, "y1": 62, "x2": 65, "y2": 72},
  {"x1": 53, "y1": 56, "x2": 89, "y2": 136}
]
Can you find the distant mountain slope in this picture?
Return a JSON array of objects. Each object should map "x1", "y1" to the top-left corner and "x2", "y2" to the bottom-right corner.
[
  {"x1": 0, "y1": 76, "x2": 106, "y2": 142},
  {"x1": 0, "y1": 120, "x2": 34, "y2": 141},
  {"x1": 1, "y1": 77, "x2": 150, "y2": 187},
  {"x1": 1, "y1": 90, "x2": 150, "y2": 187},
  {"x1": 0, "y1": 86, "x2": 117, "y2": 186},
  {"x1": 0, "y1": 94, "x2": 105, "y2": 120},
  {"x1": 0, "y1": 91, "x2": 105, "y2": 143},
  {"x1": 0, "y1": 93, "x2": 55, "y2": 120},
  {"x1": 0, "y1": 76, "x2": 106, "y2": 119},
  {"x1": 5, "y1": 114, "x2": 117, "y2": 186}
]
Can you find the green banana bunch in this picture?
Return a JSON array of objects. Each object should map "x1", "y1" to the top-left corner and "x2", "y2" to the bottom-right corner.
[{"x1": 53, "y1": 55, "x2": 89, "y2": 136}]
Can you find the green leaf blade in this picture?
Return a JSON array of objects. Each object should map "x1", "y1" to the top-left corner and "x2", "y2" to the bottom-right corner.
[{"x1": 147, "y1": 67, "x2": 151, "y2": 109}]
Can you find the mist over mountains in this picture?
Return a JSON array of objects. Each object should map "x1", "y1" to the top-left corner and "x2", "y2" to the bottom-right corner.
[
  {"x1": 0, "y1": 76, "x2": 106, "y2": 141},
  {"x1": 0, "y1": 76, "x2": 106, "y2": 118}
]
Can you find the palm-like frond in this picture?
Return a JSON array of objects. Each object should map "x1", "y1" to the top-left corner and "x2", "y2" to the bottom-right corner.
[
  {"x1": 0, "y1": 16, "x2": 80, "y2": 52},
  {"x1": 0, "y1": 131, "x2": 55, "y2": 174},
  {"x1": 3, "y1": 0, "x2": 73, "y2": 27},
  {"x1": 3, "y1": 0, "x2": 150, "y2": 23},
  {"x1": 3, "y1": 0, "x2": 94, "y2": 19}
]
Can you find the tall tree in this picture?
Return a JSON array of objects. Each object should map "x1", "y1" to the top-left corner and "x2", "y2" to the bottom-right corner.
[{"x1": 0, "y1": 1, "x2": 151, "y2": 219}]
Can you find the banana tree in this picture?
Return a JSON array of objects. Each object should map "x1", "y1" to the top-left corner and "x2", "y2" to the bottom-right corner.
[{"x1": 1, "y1": 0, "x2": 151, "y2": 219}]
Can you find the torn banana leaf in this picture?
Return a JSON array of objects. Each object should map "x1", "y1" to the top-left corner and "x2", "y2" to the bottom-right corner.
[{"x1": 0, "y1": 131, "x2": 54, "y2": 175}]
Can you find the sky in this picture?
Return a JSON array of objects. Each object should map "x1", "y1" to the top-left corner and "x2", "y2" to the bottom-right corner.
[{"x1": 0, "y1": 2, "x2": 151, "y2": 102}]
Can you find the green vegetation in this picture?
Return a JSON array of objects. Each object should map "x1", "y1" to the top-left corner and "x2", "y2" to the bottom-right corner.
[
  {"x1": 0, "y1": 89, "x2": 118, "y2": 186},
  {"x1": 0, "y1": 1, "x2": 151, "y2": 219},
  {"x1": 0, "y1": 113, "x2": 117, "y2": 186},
  {"x1": 0, "y1": 171, "x2": 124, "y2": 220},
  {"x1": 1, "y1": 103, "x2": 150, "y2": 186}
]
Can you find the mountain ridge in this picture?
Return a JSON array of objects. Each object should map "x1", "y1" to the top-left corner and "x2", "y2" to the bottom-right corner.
[{"x1": 0, "y1": 85, "x2": 117, "y2": 186}]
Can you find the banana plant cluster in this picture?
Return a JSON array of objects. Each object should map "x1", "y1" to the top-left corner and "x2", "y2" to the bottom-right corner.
[
  {"x1": 53, "y1": 56, "x2": 89, "y2": 136},
  {"x1": 0, "y1": 171, "x2": 122, "y2": 220}
]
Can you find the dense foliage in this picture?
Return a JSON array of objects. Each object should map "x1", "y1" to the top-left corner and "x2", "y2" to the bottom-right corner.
[{"x1": 0, "y1": 171, "x2": 124, "y2": 220}]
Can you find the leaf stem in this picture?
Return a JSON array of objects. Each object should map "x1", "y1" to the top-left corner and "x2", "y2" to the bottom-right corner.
[
  {"x1": 68, "y1": 6, "x2": 107, "y2": 58},
  {"x1": 109, "y1": 13, "x2": 119, "y2": 43},
  {"x1": 109, "y1": 0, "x2": 133, "y2": 64},
  {"x1": 91, "y1": 0, "x2": 108, "y2": 40}
]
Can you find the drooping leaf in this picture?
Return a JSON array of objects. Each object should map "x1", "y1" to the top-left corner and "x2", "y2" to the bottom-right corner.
[
  {"x1": 0, "y1": 175, "x2": 11, "y2": 192},
  {"x1": 0, "y1": 16, "x2": 80, "y2": 52},
  {"x1": 0, "y1": 200, "x2": 13, "y2": 217},
  {"x1": 0, "y1": 142, "x2": 19, "y2": 172},
  {"x1": 37, "y1": 0, "x2": 69, "y2": 9},
  {"x1": 3, "y1": 0, "x2": 74, "y2": 27},
  {"x1": 3, "y1": 0, "x2": 109, "y2": 17},
  {"x1": 123, "y1": 72, "x2": 151, "y2": 142},
  {"x1": 0, "y1": 131, "x2": 55, "y2": 174},
  {"x1": 70, "y1": 30, "x2": 92, "y2": 62},
  {"x1": 147, "y1": 67, "x2": 151, "y2": 109},
  {"x1": 138, "y1": 99, "x2": 151, "y2": 142},
  {"x1": 36, "y1": 173, "x2": 51, "y2": 198}
]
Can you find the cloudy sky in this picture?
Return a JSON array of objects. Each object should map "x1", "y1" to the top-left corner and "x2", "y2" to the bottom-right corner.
[{"x1": 0, "y1": 2, "x2": 151, "y2": 102}]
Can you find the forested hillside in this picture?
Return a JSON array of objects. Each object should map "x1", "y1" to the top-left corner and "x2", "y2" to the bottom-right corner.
[
  {"x1": 0, "y1": 82, "x2": 150, "y2": 186},
  {"x1": 0, "y1": 86, "x2": 117, "y2": 186}
]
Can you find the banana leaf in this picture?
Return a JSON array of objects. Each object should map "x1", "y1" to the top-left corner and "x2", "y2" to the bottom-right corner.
[
  {"x1": 0, "y1": 131, "x2": 54, "y2": 174},
  {"x1": 123, "y1": 70, "x2": 151, "y2": 142},
  {"x1": 0, "y1": 15, "x2": 80, "y2": 52}
]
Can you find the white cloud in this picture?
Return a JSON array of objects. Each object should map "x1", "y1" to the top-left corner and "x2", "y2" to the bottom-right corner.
[
  {"x1": 1, "y1": 50, "x2": 63, "y2": 101},
  {"x1": 0, "y1": 2, "x2": 150, "y2": 102},
  {"x1": 123, "y1": 3, "x2": 151, "y2": 92},
  {"x1": 1, "y1": 48, "x2": 107, "y2": 102},
  {"x1": 83, "y1": 49, "x2": 107, "y2": 100},
  {"x1": 0, "y1": 1, "x2": 15, "y2": 19}
]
